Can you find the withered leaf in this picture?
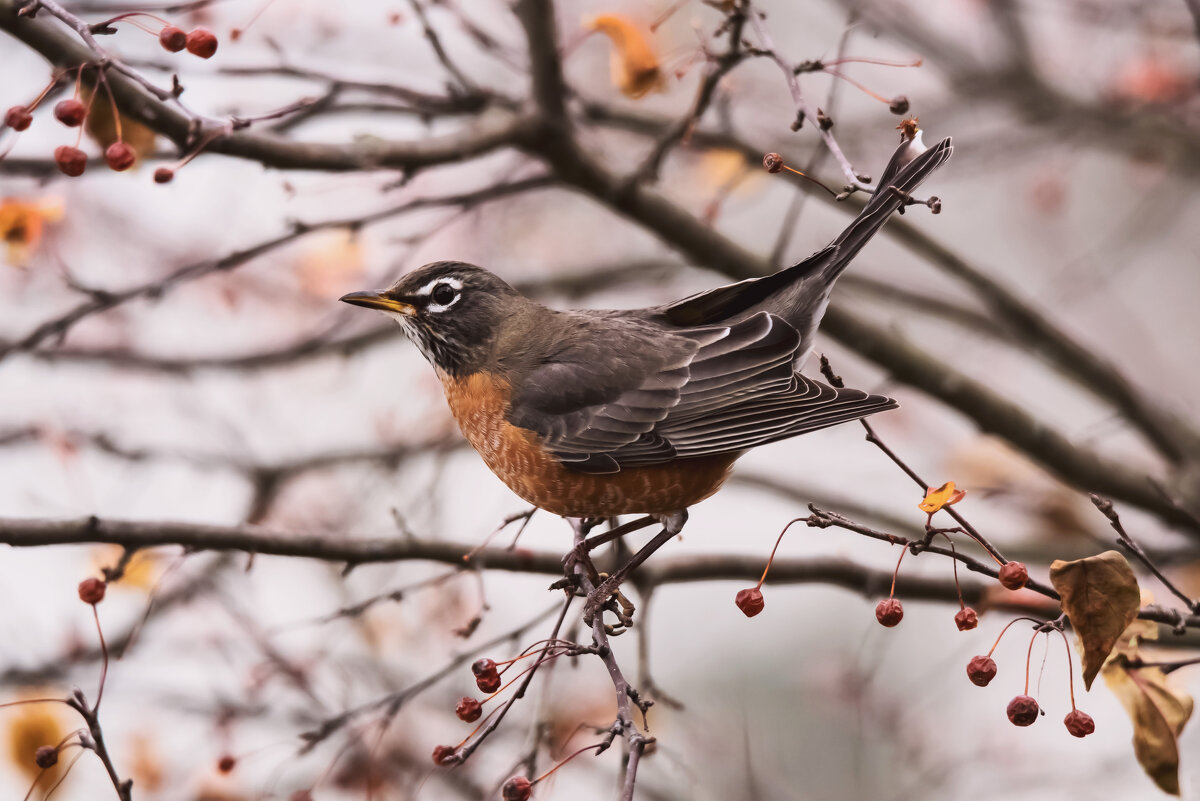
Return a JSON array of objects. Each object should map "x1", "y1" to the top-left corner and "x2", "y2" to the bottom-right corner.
[
  {"x1": 1049, "y1": 550, "x2": 1140, "y2": 690},
  {"x1": 587, "y1": 15, "x2": 664, "y2": 99},
  {"x1": 1102, "y1": 620, "x2": 1194, "y2": 795}
]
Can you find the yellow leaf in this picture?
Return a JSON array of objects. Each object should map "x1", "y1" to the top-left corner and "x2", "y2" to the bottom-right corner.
[
  {"x1": 587, "y1": 14, "x2": 664, "y2": 99},
  {"x1": 1050, "y1": 550, "x2": 1141, "y2": 690},
  {"x1": 1102, "y1": 621, "x2": 1193, "y2": 795},
  {"x1": 918, "y1": 481, "x2": 966, "y2": 514},
  {"x1": 4, "y1": 694, "x2": 70, "y2": 785},
  {"x1": 89, "y1": 546, "x2": 161, "y2": 591},
  {"x1": 294, "y1": 230, "x2": 365, "y2": 298}
]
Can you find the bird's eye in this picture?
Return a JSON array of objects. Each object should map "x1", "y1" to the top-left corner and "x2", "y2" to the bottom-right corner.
[{"x1": 431, "y1": 282, "x2": 458, "y2": 307}]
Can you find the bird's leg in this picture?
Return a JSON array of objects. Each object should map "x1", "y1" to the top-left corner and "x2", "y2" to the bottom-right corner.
[
  {"x1": 561, "y1": 515, "x2": 657, "y2": 576},
  {"x1": 582, "y1": 511, "x2": 688, "y2": 626}
]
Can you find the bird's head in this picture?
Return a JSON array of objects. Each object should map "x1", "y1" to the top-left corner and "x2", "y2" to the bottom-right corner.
[{"x1": 340, "y1": 261, "x2": 520, "y2": 377}]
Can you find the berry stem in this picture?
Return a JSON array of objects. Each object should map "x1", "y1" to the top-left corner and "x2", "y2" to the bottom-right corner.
[
  {"x1": 92, "y1": 603, "x2": 109, "y2": 713},
  {"x1": 97, "y1": 69, "x2": 123, "y2": 143},
  {"x1": 1023, "y1": 629, "x2": 1042, "y2": 697},
  {"x1": 756, "y1": 517, "x2": 806, "y2": 590},
  {"x1": 824, "y1": 56, "x2": 923, "y2": 69},
  {"x1": 889, "y1": 545, "x2": 908, "y2": 597},
  {"x1": 1057, "y1": 628, "x2": 1077, "y2": 710},
  {"x1": 533, "y1": 741, "x2": 607, "y2": 784},
  {"x1": 986, "y1": 616, "x2": 1045, "y2": 657},
  {"x1": 820, "y1": 67, "x2": 892, "y2": 105}
]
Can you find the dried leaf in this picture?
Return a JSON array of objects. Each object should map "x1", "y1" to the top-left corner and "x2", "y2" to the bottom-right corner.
[
  {"x1": 1102, "y1": 620, "x2": 1194, "y2": 795},
  {"x1": 1049, "y1": 550, "x2": 1140, "y2": 690},
  {"x1": 918, "y1": 481, "x2": 966, "y2": 514},
  {"x1": 587, "y1": 14, "x2": 664, "y2": 99},
  {"x1": 82, "y1": 85, "x2": 158, "y2": 164}
]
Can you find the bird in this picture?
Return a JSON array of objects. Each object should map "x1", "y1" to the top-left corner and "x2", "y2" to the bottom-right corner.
[{"x1": 342, "y1": 132, "x2": 952, "y2": 619}]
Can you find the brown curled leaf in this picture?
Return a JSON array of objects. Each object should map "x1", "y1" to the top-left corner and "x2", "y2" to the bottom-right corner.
[{"x1": 1049, "y1": 550, "x2": 1140, "y2": 690}]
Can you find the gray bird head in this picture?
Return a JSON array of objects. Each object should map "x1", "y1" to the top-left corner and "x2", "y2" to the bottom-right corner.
[{"x1": 340, "y1": 261, "x2": 522, "y2": 377}]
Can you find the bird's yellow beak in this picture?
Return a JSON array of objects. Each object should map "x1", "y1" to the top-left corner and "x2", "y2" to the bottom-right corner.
[{"x1": 339, "y1": 291, "x2": 415, "y2": 315}]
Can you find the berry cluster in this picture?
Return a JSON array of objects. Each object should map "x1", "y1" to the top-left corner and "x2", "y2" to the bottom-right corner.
[
  {"x1": 3, "y1": 14, "x2": 221, "y2": 181},
  {"x1": 965, "y1": 617, "x2": 1095, "y2": 737}
]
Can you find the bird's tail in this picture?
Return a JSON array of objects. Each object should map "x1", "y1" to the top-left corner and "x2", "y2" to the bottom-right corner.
[
  {"x1": 658, "y1": 134, "x2": 953, "y2": 332},
  {"x1": 819, "y1": 133, "x2": 954, "y2": 286}
]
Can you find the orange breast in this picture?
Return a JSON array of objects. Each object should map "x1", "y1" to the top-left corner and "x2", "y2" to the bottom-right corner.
[{"x1": 440, "y1": 372, "x2": 738, "y2": 518}]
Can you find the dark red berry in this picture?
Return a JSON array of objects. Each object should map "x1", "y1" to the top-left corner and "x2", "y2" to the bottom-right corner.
[
  {"x1": 954, "y1": 607, "x2": 978, "y2": 631},
  {"x1": 53, "y1": 145, "x2": 88, "y2": 177},
  {"x1": 153, "y1": 167, "x2": 175, "y2": 184},
  {"x1": 4, "y1": 105, "x2": 32, "y2": 131},
  {"x1": 35, "y1": 745, "x2": 58, "y2": 769},
  {"x1": 54, "y1": 99, "x2": 86, "y2": 127},
  {"x1": 105, "y1": 142, "x2": 136, "y2": 172},
  {"x1": 735, "y1": 587, "x2": 765, "y2": 617},
  {"x1": 159, "y1": 25, "x2": 187, "y2": 52},
  {"x1": 455, "y1": 696, "x2": 482, "y2": 723},
  {"x1": 762, "y1": 152, "x2": 783, "y2": 174},
  {"x1": 875, "y1": 597, "x2": 903, "y2": 627},
  {"x1": 431, "y1": 745, "x2": 456, "y2": 766},
  {"x1": 77, "y1": 577, "x2": 106, "y2": 604},
  {"x1": 217, "y1": 754, "x2": 236, "y2": 773},
  {"x1": 476, "y1": 672, "x2": 501, "y2": 694},
  {"x1": 471, "y1": 658, "x2": 497, "y2": 678},
  {"x1": 966, "y1": 655, "x2": 997, "y2": 686},
  {"x1": 1064, "y1": 709, "x2": 1095, "y2": 738},
  {"x1": 998, "y1": 561, "x2": 1029, "y2": 590},
  {"x1": 889, "y1": 95, "x2": 910, "y2": 115},
  {"x1": 502, "y1": 775, "x2": 533, "y2": 801},
  {"x1": 1006, "y1": 694, "x2": 1039, "y2": 726},
  {"x1": 186, "y1": 28, "x2": 218, "y2": 58}
]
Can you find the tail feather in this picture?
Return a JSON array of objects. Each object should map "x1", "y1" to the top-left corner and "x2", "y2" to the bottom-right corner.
[{"x1": 658, "y1": 135, "x2": 953, "y2": 331}]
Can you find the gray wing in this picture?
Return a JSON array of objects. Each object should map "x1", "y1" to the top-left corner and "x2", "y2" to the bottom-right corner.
[{"x1": 508, "y1": 312, "x2": 896, "y2": 474}]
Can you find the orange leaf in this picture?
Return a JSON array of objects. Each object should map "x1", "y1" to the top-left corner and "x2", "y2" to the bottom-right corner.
[
  {"x1": 0, "y1": 197, "x2": 63, "y2": 267},
  {"x1": 918, "y1": 481, "x2": 966, "y2": 514},
  {"x1": 587, "y1": 14, "x2": 664, "y2": 99}
]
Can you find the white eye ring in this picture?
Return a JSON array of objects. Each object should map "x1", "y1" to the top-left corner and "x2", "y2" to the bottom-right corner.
[{"x1": 420, "y1": 277, "x2": 462, "y2": 313}]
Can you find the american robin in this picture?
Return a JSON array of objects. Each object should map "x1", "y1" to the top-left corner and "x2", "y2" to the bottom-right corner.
[{"x1": 342, "y1": 133, "x2": 952, "y2": 617}]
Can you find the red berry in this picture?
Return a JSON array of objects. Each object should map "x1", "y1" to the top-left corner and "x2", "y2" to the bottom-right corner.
[
  {"x1": 476, "y1": 672, "x2": 501, "y2": 694},
  {"x1": 735, "y1": 587, "x2": 765, "y2": 617},
  {"x1": 998, "y1": 561, "x2": 1028, "y2": 590},
  {"x1": 455, "y1": 697, "x2": 482, "y2": 723},
  {"x1": 966, "y1": 655, "x2": 997, "y2": 686},
  {"x1": 77, "y1": 577, "x2": 106, "y2": 604},
  {"x1": 954, "y1": 607, "x2": 978, "y2": 631},
  {"x1": 153, "y1": 167, "x2": 175, "y2": 184},
  {"x1": 4, "y1": 105, "x2": 32, "y2": 131},
  {"x1": 471, "y1": 658, "x2": 497, "y2": 678},
  {"x1": 186, "y1": 28, "x2": 219, "y2": 58},
  {"x1": 889, "y1": 95, "x2": 910, "y2": 115},
  {"x1": 54, "y1": 99, "x2": 87, "y2": 127},
  {"x1": 875, "y1": 597, "x2": 903, "y2": 627},
  {"x1": 1006, "y1": 694, "x2": 1039, "y2": 726},
  {"x1": 502, "y1": 775, "x2": 533, "y2": 801},
  {"x1": 35, "y1": 745, "x2": 58, "y2": 769},
  {"x1": 54, "y1": 145, "x2": 88, "y2": 177},
  {"x1": 217, "y1": 754, "x2": 236, "y2": 773},
  {"x1": 1064, "y1": 709, "x2": 1095, "y2": 738},
  {"x1": 159, "y1": 25, "x2": 187, "y2": 52},
  {"x1": 105, "y1": 142, "x2": 136, "y2": 172},
  {"x1": 762, "y1": 152, "x2": 784, "y2": 174},
  {"x1": 431, "y1": 745, "x2": 456, "y2": 766}
]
